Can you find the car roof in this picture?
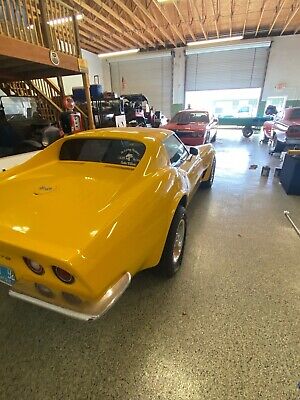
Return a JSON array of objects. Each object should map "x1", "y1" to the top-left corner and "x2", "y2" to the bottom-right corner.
[{"x1": 67, "y1": 127, "x2": 173, "y2": 144}]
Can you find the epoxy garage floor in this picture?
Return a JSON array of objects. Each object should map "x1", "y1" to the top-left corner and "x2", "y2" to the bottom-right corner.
[{"x1": 0, "y1": 130, "x2": 299, "y2": 400}]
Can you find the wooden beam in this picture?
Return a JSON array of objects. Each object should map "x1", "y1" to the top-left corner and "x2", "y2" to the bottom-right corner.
[
  {"x1": 151, "y1": 0, "x2": 185, "y2": 44},
  {"x1": 281, "y1": 3, "x2": 300, "y2": 35},
  {"x1": 111, "y1": 0, "x2": 164, "y2": 46},
  {"x1": 130, "y1": 0, "x2": 176, "y2": 46},
  {"x1": 255, "y1": 0, "x2": 268, "y2": 36},
  {"x1": 210, "y1": 0, "x2": 220, "y2": 38},
  {"x1": 78, "y1": 14, "x2": 127, "y2": 49},
  {"x1": 90, "y1": 0, "x2": 156, "y2": 47},
  {"x1": 79, "y1": 28, "x2": 118, "y2": 52},
  {"x1": 229, "y1": 0, "x2": 235, "y2": 37},
  {"x1": 82, "y1": 72, "x2": 95, "y2": 130},
  {"x1": 243, "y1": 0, "x2": 251, "y2": 36},
  {"x1": 268, "y1": 0, "x2": 287, "y2": 35},
  {"x1": 27, "y1": 80, "x2": 63, "y2": 112},
  {"x1": 72, "y1": 0, "x2": 142, "y2": 48},
  {"x1": 172, "y1": 1, "x2": 196, "y2": 41},
  {"x1": 190, "y1": 0, "x2": 208, "y2": 39}
]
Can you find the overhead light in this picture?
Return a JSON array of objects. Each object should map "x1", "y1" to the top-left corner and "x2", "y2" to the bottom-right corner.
[
  {"x1": 48, "y1": 14, "x2": 83, "y2": 26},
  {"x1": 187, "y1": 36, "x2": 244, "y2": 47},
  {"x1": 98, "y1": 48, "x2": 140, "y2": 58}
]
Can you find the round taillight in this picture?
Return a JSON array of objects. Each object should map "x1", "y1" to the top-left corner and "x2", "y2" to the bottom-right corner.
[
  {"x1": 23, "y1": 257, "x2": 44, "y2": 275},
  {"x1": 52, "y1": 266, "x2": 74, "y2": 284},
  {"x1": 35, "y1": 283, "x2": 54, "y2": 298}
]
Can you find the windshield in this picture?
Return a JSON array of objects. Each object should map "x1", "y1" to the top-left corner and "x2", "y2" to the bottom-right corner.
[
  {"x1": 1, "y1": 97, "x2": 39, "y2": 121},
  {"x1": 289, "y1": 108, "x2": 300, "y2": 119},
  {"x1": 60, "y1": 138, "x2": 146, "y2": 167},
  {"x1": 171, "y1": 112, "x2": 209, "y2": 124}
]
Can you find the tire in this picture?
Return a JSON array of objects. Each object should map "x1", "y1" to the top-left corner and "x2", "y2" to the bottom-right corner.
[
  {"x1": 270, "y1": 134, "x2": 285, "y2": 153},
  {"x1": 158, "y1": 205, "x2": 187, "y2": 278},
  {"x1": 242, "y1": 126, "x2": 253, "y2": 138},
  {"x1": 210, "y1": 131, "x2": 217, "y2": 143},
  {"x1": 201, "y1": 157, "x2": 216, "y2": 188}
]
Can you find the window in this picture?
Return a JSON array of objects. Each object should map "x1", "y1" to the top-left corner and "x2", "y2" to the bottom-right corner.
[
  {"x1": 60, "y1": 139, "x2": 146, "y2": 167},
  {"x1": 164, "y1": 135, "x2": 189, "y2": 166},
  {"x1": 170, "y1": 111, "x2": 209, "y2": 124}
]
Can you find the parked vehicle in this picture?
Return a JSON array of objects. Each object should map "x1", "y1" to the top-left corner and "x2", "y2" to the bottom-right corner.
[
  {"x1": 0, "y1": 127, "x2": 216, "y2": 320},
  {"x1": 0, "y1": 96, "x2": 61, "y2": 158},
  {"x1": 263, "y1": 107, "x2": 300, "y2": 153},
  {"x1": 123, "y1": 93, "x2": 164, "y2": 128},
  {"x1": 163, "y1": 110, "x2": 218, "y2": 145}
]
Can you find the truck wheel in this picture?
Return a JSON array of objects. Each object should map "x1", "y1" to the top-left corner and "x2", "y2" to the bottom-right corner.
[
  {"x1": 159, "y1": 205, "x2": 187, "y2": 278},
  {"x1": 242, "y1": 126, "x2": 253, "y2": 138},
  {"x1": 270, "y1": 134, "x2": 285, "y2": 154}
]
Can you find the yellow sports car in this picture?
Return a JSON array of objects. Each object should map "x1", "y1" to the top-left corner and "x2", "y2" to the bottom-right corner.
[{"x1": 0, "y1": 127, "x2": 216, "y2": 321}]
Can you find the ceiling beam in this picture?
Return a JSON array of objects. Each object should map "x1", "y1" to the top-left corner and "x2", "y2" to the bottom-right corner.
[
  {"x1": 243, "y1": 0, "x2": 251, "y2": 36},
  {"x1": 268, "y1": 0, "x2": 287, "y2": 35},
  {"x1": 72, "y1": 0, "x2": 143, "y2": 48},
  {"x1": 151, "y1": 1, "x2": 186, "y2": 45},
  {"x1": 111, "y1": 0, "x2": 164, "y2": 46},
  {"x1": 255, "y1": 0, "x2": 268, "y2": 36},
  {"x1": 229, "y1": 0, "x2": 235, "y2": 36},
  {"x1": 191, "y1": 0, "x2": 208, "y2": 39},
  {"x1": 281, "y1": 2, "x2": 300, "y2": 35},
  {"x1": 130, "y1": 0, "x2": 176, "y2": 46},
  {"x1": 90, "y1": 0, "x2": 156, "y2": 47},
  {"x1": 79, "y1": 20, "x2": 122, "y2": 51},
  {"x1": 172, "y1": 1, "x2": 196, "y2": 41},
  {"x1": 79, "y1": 29, "x2": 118, "y2": 53}
]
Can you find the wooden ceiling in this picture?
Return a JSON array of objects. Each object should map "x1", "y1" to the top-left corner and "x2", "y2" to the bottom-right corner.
[{"x1": 65, "y1": 0, "x2": 300, "y2": 53}]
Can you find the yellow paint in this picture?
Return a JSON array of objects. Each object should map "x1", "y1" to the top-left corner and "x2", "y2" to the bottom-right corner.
[{"x1": 0, "y1": 128, "x2": 215, "y2": 304}]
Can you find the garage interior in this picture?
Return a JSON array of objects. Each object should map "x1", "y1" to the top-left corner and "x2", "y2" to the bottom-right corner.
[{"x1": 0, "y1": 1, "x2": 299, "y2": 399}]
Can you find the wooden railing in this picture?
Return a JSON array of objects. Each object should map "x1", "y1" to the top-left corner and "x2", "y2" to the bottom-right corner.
[
  {"x1": 0, "y1": 0, "x2": 81, "y2": 57},
  {"x1": 1, "y1": 78, "x2": 88, "y2": 126}
]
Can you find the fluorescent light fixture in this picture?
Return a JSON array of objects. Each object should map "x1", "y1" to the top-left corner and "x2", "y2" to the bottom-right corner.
[
  {"x1": 187, "y1": 35, "x2": 244, "y2": 47},
  {"x1": 98, "y1": 48, "x2": 140, "y2": 58},
  {"x1": 48, "y1": 14, "x2": 83, "y2": 26}
]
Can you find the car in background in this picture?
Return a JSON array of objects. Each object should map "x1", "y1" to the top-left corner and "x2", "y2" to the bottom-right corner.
[
  {"x1": 263, "y1": 107, "x2": 300, "y2": 153},
  {"x1": 0, "y1": 127, "x2": 216, "y2": 321},
  {"x1": 162, "y1": 110, "x2": 218, "y2": 146}
]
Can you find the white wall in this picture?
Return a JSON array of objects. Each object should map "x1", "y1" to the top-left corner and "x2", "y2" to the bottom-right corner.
[
  {"x1": 60, "y1": 49, "x2": 104, "y2": 95},
  {"x1": 262, "y1": 35, "x2": 300, "y2": 101}
]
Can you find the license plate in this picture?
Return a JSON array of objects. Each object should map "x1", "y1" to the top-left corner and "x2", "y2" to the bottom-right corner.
[{"x1": 0, "y1": 265, "x2": 16, "y2": 286}]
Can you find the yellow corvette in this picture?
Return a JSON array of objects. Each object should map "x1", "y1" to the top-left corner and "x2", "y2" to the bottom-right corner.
[{"x1": 0, "y1": 128, "x2": 215, "y2": 321}]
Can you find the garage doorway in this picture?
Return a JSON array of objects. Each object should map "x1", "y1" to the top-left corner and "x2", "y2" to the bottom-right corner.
[{"x1": 185, "y1": 88, "x2": 262, "y2": 117}]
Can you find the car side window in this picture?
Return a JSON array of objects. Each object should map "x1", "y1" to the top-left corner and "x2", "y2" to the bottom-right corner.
[{"x1": 164, "y1": 135, "x2": 189, "y2": 167}]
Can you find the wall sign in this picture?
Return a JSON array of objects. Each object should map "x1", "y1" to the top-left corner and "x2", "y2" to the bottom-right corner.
[{"x1": 50, "y1": 50, "x2": 60, "y2": 66}]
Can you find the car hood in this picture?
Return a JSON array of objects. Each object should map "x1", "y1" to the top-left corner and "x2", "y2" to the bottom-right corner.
[{"x1": 0, "y1": 161, "x2": 135, "y2": 257}]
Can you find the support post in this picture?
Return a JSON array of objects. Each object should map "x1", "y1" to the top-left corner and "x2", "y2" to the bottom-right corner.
[
  {"x1": 39, "y1": 0, "x2": 52, "y2": 49},
  {"x1": 57, "y1": 76, "x2": 65, "y2": 105},
  {"x1": 72, "y1": 14, "x2": 82, "y2": 58},
  {"x1": 82, "y1": 72, "x2": 95, "y2": 130}
]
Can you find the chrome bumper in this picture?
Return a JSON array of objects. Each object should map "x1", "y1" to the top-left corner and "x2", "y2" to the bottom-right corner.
[{"x1": 9, "y1": 272, "x2": 131, "y2": 321}]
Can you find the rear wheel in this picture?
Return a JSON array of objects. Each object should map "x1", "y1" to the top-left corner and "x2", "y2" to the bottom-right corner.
[
  {"x1": 270, "y1": 134, "x2": 285, "y2": 153},
  {"x1": 201, "y1": 157, "x2": 216, "y2": 188},
  {"x1": 242, "y1": 126, "x2": 253, "y2": 138},
  {"x1": 158, "y1": 205, "x2": 187, "y2": 277}
]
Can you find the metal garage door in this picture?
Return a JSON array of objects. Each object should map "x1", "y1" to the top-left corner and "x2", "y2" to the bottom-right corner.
[
  {"x1": 110, "y1": 56, "x2": 172, "y2": 118},
  {"x1": 186, "y1": 47, "x2": 269, "y2": 91}
]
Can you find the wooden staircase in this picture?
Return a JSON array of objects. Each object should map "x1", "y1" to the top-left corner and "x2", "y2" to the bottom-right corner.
[{"x1": 0, "y1": 78, "x2": 88, "y2": 127}]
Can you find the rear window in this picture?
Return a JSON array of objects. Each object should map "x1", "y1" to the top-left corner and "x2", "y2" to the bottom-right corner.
[{"x1": 60, "y1": 139, "x2": 146, "y2": 167}]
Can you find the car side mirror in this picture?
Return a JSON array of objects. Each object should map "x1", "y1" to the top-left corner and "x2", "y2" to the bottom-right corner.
[{"x1": 190, "y1": 147, "x2": 198, "y2": 156}]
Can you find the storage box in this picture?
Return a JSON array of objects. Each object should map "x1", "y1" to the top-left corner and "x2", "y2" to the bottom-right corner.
[{"x1": 280, "y1": 155, "x2": 300, "y2": 195}]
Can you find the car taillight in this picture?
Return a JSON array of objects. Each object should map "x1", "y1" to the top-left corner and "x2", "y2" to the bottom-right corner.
[
  {"x1": 23, "y1": 257, "x2": 44, "y2": 275},
  {"x1": 52, "y1": 266, "x2": 75, "y2": 284}
]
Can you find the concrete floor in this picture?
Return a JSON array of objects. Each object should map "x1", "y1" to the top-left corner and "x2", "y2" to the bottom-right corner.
[{"x1": 0, "y1": 130, "x2": 299, "y2": 400}]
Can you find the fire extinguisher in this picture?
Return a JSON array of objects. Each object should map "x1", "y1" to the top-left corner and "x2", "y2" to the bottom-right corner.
[{"x1": 60, "y1": 96, "x2": 83, "y2": 135}]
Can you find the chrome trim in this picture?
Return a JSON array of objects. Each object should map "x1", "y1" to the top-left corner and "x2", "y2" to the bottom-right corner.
[{"x1": 9, "y1": 272, "x2": 131, "y2": 321}]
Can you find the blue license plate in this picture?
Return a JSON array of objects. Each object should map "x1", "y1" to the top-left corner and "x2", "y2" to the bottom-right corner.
[{"x1": 0, "y1": 265, "x2": 16, "y2": 286}]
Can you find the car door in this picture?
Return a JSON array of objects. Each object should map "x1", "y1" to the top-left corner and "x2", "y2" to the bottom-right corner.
[{"x1": 164, "y1": 134, "x2": 205, "y2": 196}]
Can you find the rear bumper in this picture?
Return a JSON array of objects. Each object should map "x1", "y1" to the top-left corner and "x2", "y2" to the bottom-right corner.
[{"x1": 9, "y1": 272, "x2": 131, "y2": 321}]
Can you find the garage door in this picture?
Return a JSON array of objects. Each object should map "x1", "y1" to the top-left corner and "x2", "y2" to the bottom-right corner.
[
  {"x1": 186, "y1": 47, "x2": 269, "y2": 91},
  {"x1": 110, "y1": 56, "x2": 172, "y2": 117}
]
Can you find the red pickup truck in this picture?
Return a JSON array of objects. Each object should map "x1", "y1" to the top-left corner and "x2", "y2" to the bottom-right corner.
[
  {"x1": 162, "y1": 110, "x2": 218, "y2": 146},
  {"x1": 263, "y1": 107, "x2": 300, "y2": 153}
]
